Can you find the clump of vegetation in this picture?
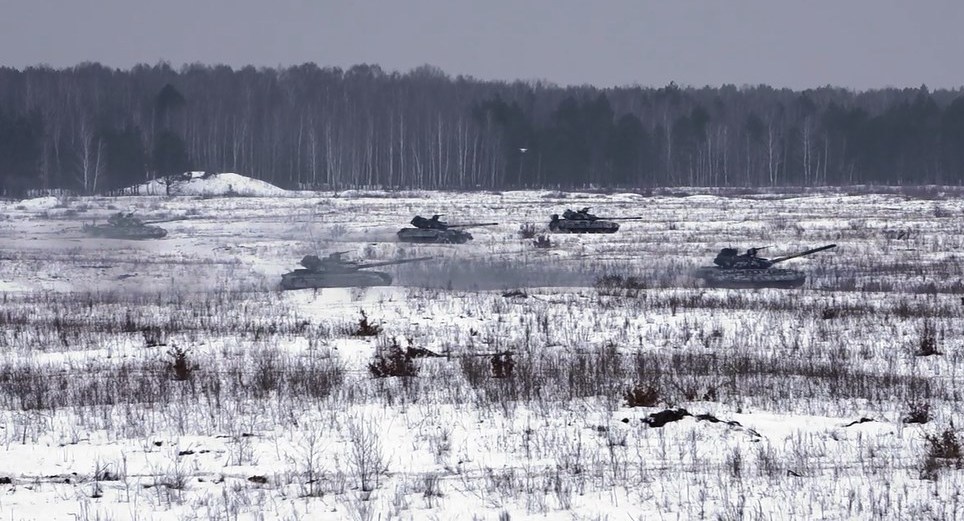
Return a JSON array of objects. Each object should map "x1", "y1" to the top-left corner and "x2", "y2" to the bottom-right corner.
[
  {"x1": 920, "y1": 427, "x2": 963, "y2": 480},
  {"x1": 518, "y1": 223, "x2": 538, "y2": 239},
  {"x1": 933, "y1": 204, "x2": 953, "y2": 218},
  {"x1": 532, "y1": 235, "x2": 552, "y2": 249},
  {"x1": 903, "y1": 402, "x2": 931, "y2": 424},
  {"x1": 491, "y1": 352, "x2": 515, "y2": 378},
  {"x1": 368, "y1": 337, "x2": 419, "y2": 378},
  {"x1": 92, "y1": 461, "x2": 120, "y2": 482},
  {"x1": 625, "y1": 384, "x2": 660, "y2": 407},
  {"x1": 142, "y1": 325, "x2": 166, "y2": 347},
  {"x1": 165, "y1": 344, "x2": 194, "y2": 381},
  {"x1": 820, "y1": 307, "x2": 842, "y2": 320},
  {"x1": 595, "y1": 274, "x2": 647, "y2": 297},
  {"x1": 458, "y1": 356, "x2": 490, "y2": 388},
  {"x1": 675, "y1": 380, "x2": 720, "y2": 402},
  {"x1": 914, "y1": 321, "x2": 941, "y2": 356},
  {"x1": 353, "y1": 310, "x2": 382, "y2": 337}
]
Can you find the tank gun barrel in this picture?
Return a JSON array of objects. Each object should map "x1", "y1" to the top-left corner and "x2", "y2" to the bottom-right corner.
[
  {"x1": 446, "y1": 222, "x2": 499, "y2": 228},
  {"x1": 771, "y1": 244, "x2": 837, "y2": 264},
  {"x1": 594, "y1": 216, "x2": 645, "y2": 220},
  {"x1": 141, "y1": 217, "x2": 193, "y2": 225},
  {"x1": 355, "y1": 256, "x2": 433, "y2": 269}
]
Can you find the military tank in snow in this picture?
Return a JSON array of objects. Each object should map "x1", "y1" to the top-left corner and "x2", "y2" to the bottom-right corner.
[
  {"x1": 82, "y1": 212, "x2": 173, "y2": 239},
  {"x1": 694, "y1": 244, "x2": 837, "y2": 289},
  {"x1": 396, "y1": 215, "x2": 498, "y2": 244},
  {"x1": 548, "y1": 207, "x2": 643, "y2": 234},
  {"x1": 280, "y1": 252, "x2": 432, "y2": 290}
]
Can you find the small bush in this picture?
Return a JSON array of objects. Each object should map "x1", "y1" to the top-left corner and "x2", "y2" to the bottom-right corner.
[
  {"x1": 915, "y1": 322, "x2": 941, "y2": 356},
  {"x1": 625, "y1": 385, "x2": 660, "y2": 407},
  {"x1": 518, "y1": 223, "x2": 538, "y2": 239},
  {"x1": 165, "y1": 344, "x2": 194, "y2": 381},
  {"x1": 92, "y1": 461, "x2": 119, "y2": 481},
  {"x1": 491, "y1": 352, "x2": 515, "y2": 378},
  {"x1": 926, "y1": 429, "x2": 962, "y2": 460},
  {"x1": 142, "y1": 326, "x2": 166, "y2": 347},
  {"x1": 288, "y1": 358, "x2": 345, "y2": 399},
  {"x1": 674, "y1": 378, "x2": 719, "y2": 402},
  {"x1": 368, "y1": 338, "x2": 418, "y2": 378},
  {"x1": 726, "y1": 447, "x2": 744, "y2": 480},
  {"x1": 347, "y1": 417, "x2": 387, "y2": 492},
  {"x1": 933, "y1": 204, "x2": 952, "y2": 218},
  {"x1": 353, "y1": 310, "x2": 382, "y2": 337},
  {"x1": 921, "y1": 427, "x2": 963, "y2": 480},
  {"x1": 595, "y1": 274, "x2": 647, "y2": 297},
  {"x1": 820, "y1": 307, "x2": 842, "y2": 320},
  {"x1": 903, "y1": 402, "x2": 931, "y2": 424},
  {"x1": 458, "y1": 356, "x2": 490, "y2": 388}
]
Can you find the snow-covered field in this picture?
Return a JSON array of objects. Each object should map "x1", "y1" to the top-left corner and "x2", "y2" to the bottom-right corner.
[{"x1": 1, "y1": 175, "x2": 963, "y2": 520}]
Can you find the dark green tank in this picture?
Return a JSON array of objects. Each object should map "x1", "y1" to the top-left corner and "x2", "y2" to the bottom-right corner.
[
  {"x1": 548, "y1": 207, "x2": 643, "y2": 234},
  {"x1": 397, "y1": 215, "x2": 498, "y2": 244},
  {"x1": 82, "y1": 212, "x2": 168, "y2": 239},
  {"x1": 694, "y1": 244, "x2": 837, "y2": 289},
  {"x1": 280, "y1": 252, "x2": 432, "y2": 290}
]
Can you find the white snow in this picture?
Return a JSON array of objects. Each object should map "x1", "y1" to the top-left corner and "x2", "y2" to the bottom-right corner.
[
  {"x1": 14, "y1": 195, "x2": 61, "y2": 211},
  {"x1": 132, "y1": 171, "x2": 291, "y2": 197},
  {"x1": 0, "y1": 188, "x2": 962, "y2": 519}
]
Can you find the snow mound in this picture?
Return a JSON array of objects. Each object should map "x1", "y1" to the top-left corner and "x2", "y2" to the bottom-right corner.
[
  {"x1": 133, "y1": 172, "x2": 289, "y2": 197},
  {"x1": 15, "y1": 196, "x2": 61, "y2": 211}
]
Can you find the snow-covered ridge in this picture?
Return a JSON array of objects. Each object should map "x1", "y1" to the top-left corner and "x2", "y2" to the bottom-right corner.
[
  {"x1": 130, "y1": 171, "x2": 291, "y2": 197},
  {"x1": 13, "y1": 195, "x2": 60, "y2": 211}
]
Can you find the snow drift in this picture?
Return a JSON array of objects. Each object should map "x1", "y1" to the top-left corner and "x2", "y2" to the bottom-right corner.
[
  {"x1": 131, "y1": 172, "x2": 290, "y2": 197},
  {"x1": 14, "y1": 195, "x2": 61, "y2": 211}
]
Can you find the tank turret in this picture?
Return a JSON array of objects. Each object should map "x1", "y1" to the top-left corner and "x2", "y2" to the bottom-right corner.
[
  {"x1": 548, "y1": 207, "x2": 643, "y2": 234},
  {"x1": 695, "y1": 244, "x2": 836, "y2": 288},
  {"x1": 280, "y1": 253, "x2": 432, "y2": 289},
  {"x1": 397, "y1": 215, "x2": 498, "y2": 244}
]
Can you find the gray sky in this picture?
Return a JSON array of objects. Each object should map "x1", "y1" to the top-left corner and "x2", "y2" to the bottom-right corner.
[{"x1": 1, "y1": 0, "x2": 962, "y2": 90}]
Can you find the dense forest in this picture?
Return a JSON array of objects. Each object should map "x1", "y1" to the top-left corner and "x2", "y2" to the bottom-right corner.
[{"x1": 1, "y1": 62, "x2": 964, "y2": 195}]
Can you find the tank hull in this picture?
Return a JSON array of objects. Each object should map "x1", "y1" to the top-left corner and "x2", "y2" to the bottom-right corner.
[
  {"x1": 279, "y1": 270, "x2": 393, "y2": 290},
  {"x1": 694, "y1": 267, "x2": 807, "y2": 289},
  {"x1": 396, "y1": 228, "x2": 473, "y2": 244},
  {"x1": 83, "y1": 224, "x2": 167, "y2": 239},
  {"x1": 549, "y1": 220, "x2": 620, "y2": 234}
]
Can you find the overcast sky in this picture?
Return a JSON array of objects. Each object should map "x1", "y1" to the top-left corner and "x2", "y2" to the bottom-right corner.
[{"x1": 1, "y1": 0, "x2": 961, "y2": 90}]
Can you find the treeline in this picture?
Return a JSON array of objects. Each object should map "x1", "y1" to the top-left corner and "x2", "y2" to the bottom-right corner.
[{"x1": 1, "y1": 62, "x2": 964, "y2": 195}]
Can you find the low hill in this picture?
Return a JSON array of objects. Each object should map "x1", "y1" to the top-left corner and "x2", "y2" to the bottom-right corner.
[{"x1": 132, "y1": 172, "x2": 290, "y2": 197}]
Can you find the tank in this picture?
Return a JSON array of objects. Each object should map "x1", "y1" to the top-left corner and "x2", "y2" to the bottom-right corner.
[
  {"x1": 397, "y1": 215, "x2": 498, "y2": 244},
  {"x1": 694, "y1": 244, "x2": 837, "y2": 289},
  {"x1": 548, "y1": 207, "x2": 643, "y2": 234},
  {"x1": 82, "y1": 212, "x2": 170, "y2": 239},
  {"x1": 280, "y1": 252, "x2": 432, "y2": 290}
]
